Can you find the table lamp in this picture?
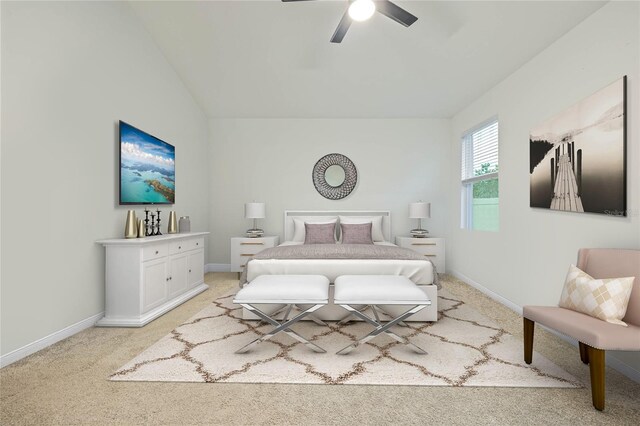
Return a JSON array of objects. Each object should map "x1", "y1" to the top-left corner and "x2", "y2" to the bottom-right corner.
[
  {"x1": 409, "y1": 202, "x2": 430, "y2": 238},
  {"x1": 245, "y1": 202, "x2": 265, "y2": 237}
]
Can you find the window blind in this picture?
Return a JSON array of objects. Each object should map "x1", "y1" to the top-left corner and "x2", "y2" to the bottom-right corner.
[{"x1": 461, "y1": 120, "x2": 499, "y2": 181}]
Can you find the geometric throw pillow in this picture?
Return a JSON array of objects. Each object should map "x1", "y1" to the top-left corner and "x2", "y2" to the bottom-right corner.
[{"x1": 559, "y1": 265, "x2": 635, "y2": 327}]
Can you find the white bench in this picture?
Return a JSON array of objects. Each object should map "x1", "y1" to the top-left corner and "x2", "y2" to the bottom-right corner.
[
  {"x1": 334, "y1": 275, "x2": 432, "y2": 355},
  {"x1": 233, "y1": 275, "x2": 330, "y2": 354}
]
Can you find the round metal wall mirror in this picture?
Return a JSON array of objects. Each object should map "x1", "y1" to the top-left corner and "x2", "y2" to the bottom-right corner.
[{"x1": 312, "y1": 153, "x2": 357, "y2": 200}]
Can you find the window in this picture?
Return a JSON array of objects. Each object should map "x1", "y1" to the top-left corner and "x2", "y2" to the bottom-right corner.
[{"x1": 461, "y1": 118, "x2": 499, "y2": 231}]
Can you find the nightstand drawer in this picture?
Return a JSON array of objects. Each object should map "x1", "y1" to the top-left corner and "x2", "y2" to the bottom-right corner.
[
  {"x1": 235, "y1": 243, "x2": 269, "y2": 256},
  {"x1": 407, "y1": 242, "x2": 440, "y2": 256},
  {"x1": 395, "y1": 236, "x2": 445, "y2": 273},
  {"x1": 231, "y1": 261, "x2": 249, "y2": 271},
  {"x1": 230, "y1": 236, "x2": 279, "y2": 273}
]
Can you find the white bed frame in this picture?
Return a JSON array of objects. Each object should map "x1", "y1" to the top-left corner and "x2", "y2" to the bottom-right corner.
[
  {"x1": 284, "y1": 210, "x2": 391, "y2": 242},
  {"x1": 241, "y1": 210, "x2": 438, "y2": 322}
]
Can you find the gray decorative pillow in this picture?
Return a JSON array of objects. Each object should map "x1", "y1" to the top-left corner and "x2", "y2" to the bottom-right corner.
[
  {"x1": 304, "y1": 222, "x2": 337, "y2": 244},
  {"x1": 340, "y1": 223, "x2": 373, "y2": 245}
]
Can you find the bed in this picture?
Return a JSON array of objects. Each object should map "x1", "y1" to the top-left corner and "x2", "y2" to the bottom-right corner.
[{"x1": 240, "y1": 210, "x2": 439, "y2": 321}]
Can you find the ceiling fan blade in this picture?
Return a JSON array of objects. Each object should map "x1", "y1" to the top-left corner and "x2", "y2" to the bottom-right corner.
[
  {"x1": 375, "y1": 1, "x2": 418, "y2": 27},
  {"x1": 330, "y1": 10, "x2": 352, "y2": 43}
]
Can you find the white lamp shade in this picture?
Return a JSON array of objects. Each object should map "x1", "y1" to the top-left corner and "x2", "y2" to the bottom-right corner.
[
  {"x1": 409, "y1": 202, "x2": 431, "y2": 219},
  {"x1": 245, "y1": 202, "x2": 265, "y2": 219}
]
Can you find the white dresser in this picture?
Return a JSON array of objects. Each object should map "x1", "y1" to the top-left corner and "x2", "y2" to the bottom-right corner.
[
  {"x1": 230, "y1": 236, "x2": 279, "y2": 273},
  {"x1": 96, "y1": 232, "x2": 209, "y2": 327},
  {"x1": 395, "y1": 236, "x2": 446, "y2": 273}
]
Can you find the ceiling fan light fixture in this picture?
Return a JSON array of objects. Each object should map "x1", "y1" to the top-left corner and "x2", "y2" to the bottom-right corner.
[{"x1": 348, "y1": 0, "x2": 376, "y2": 22}]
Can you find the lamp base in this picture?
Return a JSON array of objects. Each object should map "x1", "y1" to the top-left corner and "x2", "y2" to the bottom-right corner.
[
  {"x1": 410, "y1": 228, "x2": 429, "y2": 238},
  {"x1": 246, "y1": 228, "x2": 264, "y2": 238}
]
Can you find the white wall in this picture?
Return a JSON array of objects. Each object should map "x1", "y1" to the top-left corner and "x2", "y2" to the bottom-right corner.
[
  {"x1": 208, "y1": 118, "x2": 450, "y2": 263},
  {"x1": 448, "y1": 3, "x2": 639, "y2": 374},
  {"x1": 0, "y1": 1, "x2": 209, "y2": 357}
]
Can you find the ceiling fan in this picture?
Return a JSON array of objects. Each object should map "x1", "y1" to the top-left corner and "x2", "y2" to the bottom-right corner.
[{"x1": 282, "y1": 0, "x2": 418, "y2": 43}]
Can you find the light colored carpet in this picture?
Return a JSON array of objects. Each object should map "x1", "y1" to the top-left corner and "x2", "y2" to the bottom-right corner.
[
  {"x1": 112, "y1": 289, "x2": 580, "y2": 388},
  {"x1": 2, "y1": 273, "x2": 639, "y2": 425}
]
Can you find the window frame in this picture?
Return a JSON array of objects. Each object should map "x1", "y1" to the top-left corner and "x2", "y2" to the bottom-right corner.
[{"x1": 460, "y1": 117, "x2": 499, "y2": 231}]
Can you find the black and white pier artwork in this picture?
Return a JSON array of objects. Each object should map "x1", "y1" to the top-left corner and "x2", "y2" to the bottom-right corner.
[{"x1": 529, "y1": 77, "x2": 627, "y2": 216}]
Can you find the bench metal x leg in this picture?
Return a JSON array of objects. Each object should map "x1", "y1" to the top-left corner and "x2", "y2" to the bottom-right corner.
[
  {"x1": 262, "y1": 305, "x2": 327, "y2": 327},
  {"x1": 336, "y1": 304, "x2": 428, "y2": 355},
  {"x1": 337, "y1": 305, "x2": 370, "y2": 325},
  {"x1": 375, "y1": 306, "x2": 409, "y2": 327},
  {"x1": 236, "y1": 304, "x2": 326, "y2": 354}
]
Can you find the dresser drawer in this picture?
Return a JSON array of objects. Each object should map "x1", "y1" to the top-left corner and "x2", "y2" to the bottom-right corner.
[
  {"x1": 168, "y1": 237, "x2": 204, "y2": 255},
  {"x1": 184, "y1": 237, "x2": 204, "y2": 252},
  {"x1": 143, "y1": 243, "x2": 168, "y2": 262},
  {"x1": 169, "y1": 240, "x2": 191, "y2": 255}
]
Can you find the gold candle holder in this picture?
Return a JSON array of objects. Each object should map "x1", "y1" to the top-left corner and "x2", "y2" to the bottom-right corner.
[
  {"x1": 167, "y1": 211, "x2": 178, "y2": 234},
  {"x1": 124, "y1": 210, "x2": 137, "y2": 239}
]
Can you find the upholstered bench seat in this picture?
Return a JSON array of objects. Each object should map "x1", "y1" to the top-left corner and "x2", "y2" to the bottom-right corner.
[
  {"x1": 234, "y1": 275, "x2": 330, "y2": 354},
  {"x1": 524, "y1": 306, "x2": 640, "y2": 351},
  {"x1": 334, "y1": 275, "x2": 431, "y2": 305},
  {"x1": 334, "y1": 275, "x2": 431, "y2": 355},
  {"x1": 235, "y1": 274, "x2": 330, "y2": 304}
]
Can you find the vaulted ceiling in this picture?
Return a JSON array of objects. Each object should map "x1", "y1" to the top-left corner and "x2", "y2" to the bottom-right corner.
[{"x1": 130, "y1": 1, "x2": 606, "y2": 118}]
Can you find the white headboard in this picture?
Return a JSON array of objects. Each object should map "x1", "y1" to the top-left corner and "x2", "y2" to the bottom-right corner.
[{"x1": 283, "y1": 210, "x2": 391, "y2": 242}]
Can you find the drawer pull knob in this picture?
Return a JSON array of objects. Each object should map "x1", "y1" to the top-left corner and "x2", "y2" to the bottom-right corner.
[
  {"x1": 189, "y1": 269, "x2": 192, "y2": 273},
  {"x1": 196, "y1": 243, "x2": 199, "y2": 246},
  {"x1": 166, "y1": 277, "x2": 169, "y2": 281},
  {"x1": 155, "y1": 250, "x2": 159, "y2": 255},
  {"x1": 178, "y1": 246, "x2": 182, "y2": 249}
]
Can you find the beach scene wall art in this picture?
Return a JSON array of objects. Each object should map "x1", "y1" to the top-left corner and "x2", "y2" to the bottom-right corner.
[
  {"x1": 529, "y1": 76, "x2": 626, "y2": 216},
  {"x1": 119, "y1": 121, "x2": 175, "y2": 204}
]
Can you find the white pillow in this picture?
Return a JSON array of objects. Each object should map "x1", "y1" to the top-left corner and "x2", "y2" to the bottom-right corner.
[
  {"x1": 292, "y1": 218, "x2": 337, "y2": 242},
  {"x1": 339, "y1": 216, "x2": 385, "y2": 242}
]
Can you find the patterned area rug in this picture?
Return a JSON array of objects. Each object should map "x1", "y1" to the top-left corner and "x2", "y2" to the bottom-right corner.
[{"x1": 111, "y1": 289, "x2": 582, "y2": 387}]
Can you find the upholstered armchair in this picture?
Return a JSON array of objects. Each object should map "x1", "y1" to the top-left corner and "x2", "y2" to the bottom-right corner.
[{"x1": 523, "y1": 248, "x2": 640, "y2": 411}]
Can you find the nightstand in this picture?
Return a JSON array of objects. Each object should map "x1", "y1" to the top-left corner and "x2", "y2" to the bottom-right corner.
[
  {"x1": 230, "y1": 236, "x2": 279, "y2": 274},
  {"x1": 395, "y1": 236, "x2": 445, "y2": 273}
]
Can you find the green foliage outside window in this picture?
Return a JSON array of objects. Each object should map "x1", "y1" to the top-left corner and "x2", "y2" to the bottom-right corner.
[{"x1": 473, "y1": 163, "x2": 499, "y2": 198}]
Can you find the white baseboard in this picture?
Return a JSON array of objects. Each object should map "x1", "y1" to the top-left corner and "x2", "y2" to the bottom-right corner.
[
  {"x1": 449, "y1": 270, "x2": 523, "y2": 315},
  {"x1": 449, "y1": 270, "x2": 640, "y2": 384},
  {"x1": 0, "y1": 311, "x2": 104, "y2": 369},
  {"x1": 206, "y1": 263, "x2": 231, "y2": 273},
  {"x1": 95, "y1": 283, "x2": 208, "y2": 327},
  {"x1": 606, "y1": 354, "x2": 640, "y2": 383}
]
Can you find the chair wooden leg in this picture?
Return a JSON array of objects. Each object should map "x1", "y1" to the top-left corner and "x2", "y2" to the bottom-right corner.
[
  {"x1": 579, "y1": 342, "x2": 589, "y2": 364},
  {"x1": 523, "y1": 317, "x2": 534, "y2": 364},
  {"x1": 587, "y1": 346, "x2": 606, "y2": 411}
]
